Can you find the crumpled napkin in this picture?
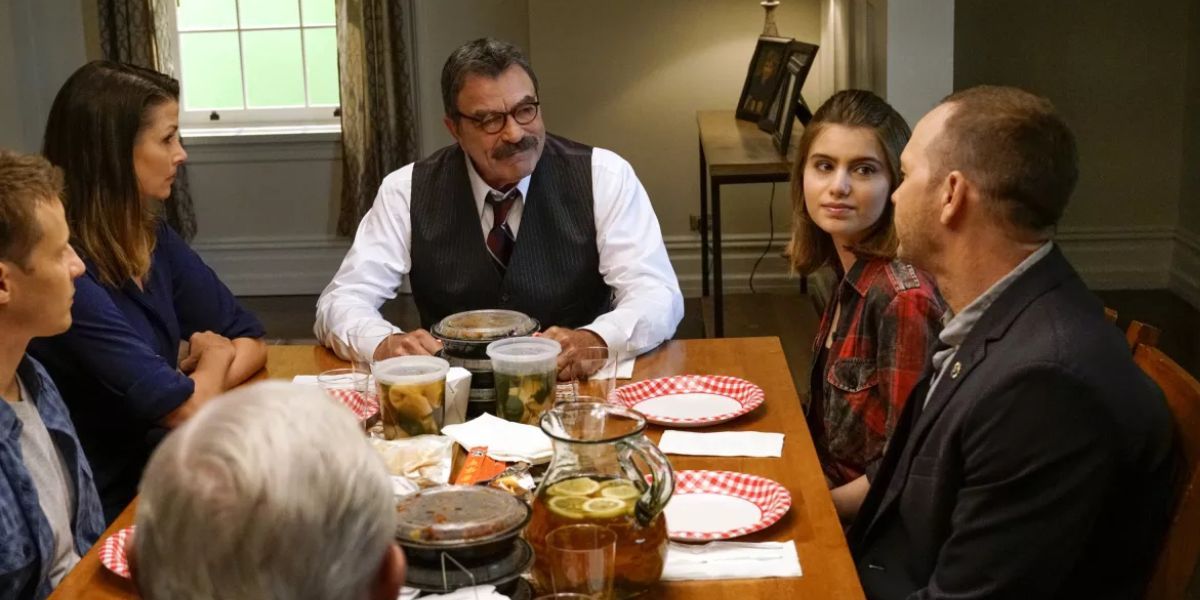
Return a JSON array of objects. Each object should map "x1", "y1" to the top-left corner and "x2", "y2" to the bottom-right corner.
[
  {"x1": 408, "y1": 585, "x2": 509, "y2": 599},
  {"x1": 657, "y1": 431, "x2": 785, "y2": 458},
  {"x1": 662, "y1": 540, "x2": 803, "y2": 581},
  {"x1": 440, "y1": 413, "x2": 553, "y2": 464}
]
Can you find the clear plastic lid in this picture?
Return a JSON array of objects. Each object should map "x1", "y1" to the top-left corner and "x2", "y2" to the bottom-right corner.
[
  {"x1": 432, "y1": 309, "x2": 539, "y2": 342},
  {"x1": 485, "y1": 337, "x2": 561, "y2": 364},
  {"x1": 394, "y1": 485, "x2": 531, "y2": 546}
]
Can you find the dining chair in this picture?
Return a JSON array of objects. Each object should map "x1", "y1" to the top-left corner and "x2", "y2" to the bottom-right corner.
[
  {"x1": 1126, "y1": 320, "x2": 1162, "y2": 353},
  {"x1": 1131, "y1": 322, "x2": 1200, "y2": 600}
]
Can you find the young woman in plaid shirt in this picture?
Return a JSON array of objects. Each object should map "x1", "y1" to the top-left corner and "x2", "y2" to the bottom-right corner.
[{"x1": 787, "y1": 90, "x2": 945, "y2": 522}]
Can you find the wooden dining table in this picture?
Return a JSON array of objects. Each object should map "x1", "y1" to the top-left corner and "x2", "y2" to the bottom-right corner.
[{"x1": 50, "y1": 337, "x2": 864, "y2": 599}]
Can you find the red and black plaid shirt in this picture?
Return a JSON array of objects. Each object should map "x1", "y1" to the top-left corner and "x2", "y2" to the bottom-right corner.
[{"x1": 808, "y1": 258, "x2": 945, "y2": 486}]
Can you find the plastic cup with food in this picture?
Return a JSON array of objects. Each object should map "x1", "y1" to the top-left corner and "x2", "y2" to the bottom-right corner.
[
  {"x1": 372, "y1": 355, "x2": 450, "y2": 439},
  {"x1": 486, "y1": 337, "x2": 561, "y2": 425}
]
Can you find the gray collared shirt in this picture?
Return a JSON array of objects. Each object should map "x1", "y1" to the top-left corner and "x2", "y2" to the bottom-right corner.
[{"x1": 924, "y1": 241, "x2": 1055, "y2": 408}]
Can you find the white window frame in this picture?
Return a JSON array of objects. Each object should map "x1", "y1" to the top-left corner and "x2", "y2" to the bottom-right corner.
[{"x1": 165, "y1": 0, "x2": 341, "y2": 131}]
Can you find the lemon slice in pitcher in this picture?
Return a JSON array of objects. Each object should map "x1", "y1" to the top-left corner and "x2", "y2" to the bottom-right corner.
[
  {"x1": 547, "y1": 477, "x2": 600, "y2": 497},
  {"x1": 548, "y1": 495, "x2": 588, "y2": 519},
  {"x1": 582, "y1": 497, "x2": 627, "y2": 519},
  {"x1": 600, "y1": 483, "x2": 640, "y2": 501}
]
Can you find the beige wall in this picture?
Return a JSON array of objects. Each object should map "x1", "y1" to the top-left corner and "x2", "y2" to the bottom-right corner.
[
  {"x1": 1181, "y1": 0, "x2": 1200, "y2": 235},
  {"x1": 528, "y1": 0, "x2": 821, "y2": 240},
  {"x1": 0, "y1": 1, "x2": 23, "y2": 151},
  {"x1": 413, "y1": 0, "x2": 530, "y2": 157},
  {"x1": 886, "y1": 0, "x2": 953, "y2": 126},
  {"x1": 954, "y1": 0, "x2": 1189, "y2": 231},
  {"x1": 1, "y1": 0, "x2": 89, "y2": 153}
]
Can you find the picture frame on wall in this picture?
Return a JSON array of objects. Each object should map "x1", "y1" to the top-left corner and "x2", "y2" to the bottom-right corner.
[
  {"x1": 735, "y1": 36, "x2": 793, "y2": 122},
  {"x1": 762, "y1": 41, "x2": 820, "y2": 154}
]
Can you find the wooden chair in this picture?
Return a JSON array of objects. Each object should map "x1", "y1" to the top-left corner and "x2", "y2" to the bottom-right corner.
[
  {"x1": 1127, "y1": 320, "x2": 1162, "y2": 352},
  {"x1": 1131, "y1": 323, "x2": 1200, "y2": 600}
]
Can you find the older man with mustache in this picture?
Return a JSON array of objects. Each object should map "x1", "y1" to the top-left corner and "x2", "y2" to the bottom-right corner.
[{"x1": 316, "y1": 38, "x2": 683, "y2": 378}]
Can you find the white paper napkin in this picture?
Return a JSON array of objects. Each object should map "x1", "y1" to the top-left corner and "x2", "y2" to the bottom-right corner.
[
  {"x1": 440, "y1": 413, "x2": 553, "y2": 464},
  {"x1": 662, "y1": 540, "x2": 803, "y2": 581},
  {"x1": 658, "y1": 431, "x2": 785, "y2": 458},
  {"x1": 612, "y1": 355, "x2": 636, "y2": 379},
  {"x1": 412, "y1": 585, "x2": 508, "y2": 600}
]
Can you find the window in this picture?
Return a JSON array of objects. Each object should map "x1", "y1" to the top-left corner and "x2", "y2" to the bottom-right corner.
[{"x1": 168, "y1": 0, "x2": 340, "y2": 129}]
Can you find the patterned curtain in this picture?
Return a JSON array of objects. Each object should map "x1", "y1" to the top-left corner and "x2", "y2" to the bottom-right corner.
[
  {"x1": 96, "y1": 0, "x2": 197, "y2": 241},
  {"x1": 336, "y1": 0, "x2": 418, "y2": 236}
]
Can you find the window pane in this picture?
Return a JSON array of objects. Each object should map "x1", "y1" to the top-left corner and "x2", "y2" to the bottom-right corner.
[
  {"x1": 177, "y1": 0, "x2": 237, "y2": 30},
  {"x1": 304, "y1": 28, "x2": 339, "y2": 106},
  {"x1": 301, "y1": 0, "x2": 335, "y2": 26},
  {"x1": 242, "y1": 30, "x2": 305, "y2": 108},
  {"x1": 179, "y1": 32, "x2": 243, "y2": 110},
  {"x1": 239, "y1": 0, "x2": 300, "y2": 28}
]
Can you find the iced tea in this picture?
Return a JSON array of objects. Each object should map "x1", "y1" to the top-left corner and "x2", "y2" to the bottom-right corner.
[{"x1": 527, "y1": 476, "x2": 667, "y2": 599}]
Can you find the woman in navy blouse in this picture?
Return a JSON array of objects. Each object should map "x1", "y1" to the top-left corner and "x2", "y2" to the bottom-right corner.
[{"x1": 30, "y1": 61, "x2": 267, "y2": 521}]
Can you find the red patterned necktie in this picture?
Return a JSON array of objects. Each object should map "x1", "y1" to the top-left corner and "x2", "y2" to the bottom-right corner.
[{"x1": 485, "y1": 190, "x2": 518, "y2": 271}]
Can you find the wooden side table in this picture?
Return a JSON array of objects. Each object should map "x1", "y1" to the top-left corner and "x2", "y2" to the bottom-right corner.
[{"x1": 697, "y1": 110, "x2": 804, "y2": 337}]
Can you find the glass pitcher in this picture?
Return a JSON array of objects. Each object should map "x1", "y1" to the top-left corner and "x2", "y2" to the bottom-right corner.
[{"x1": 526, "y1": 402, "x2": 674, "y2": 599}]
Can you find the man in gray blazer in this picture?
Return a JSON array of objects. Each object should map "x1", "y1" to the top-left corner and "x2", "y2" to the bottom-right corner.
[{"x1": 848, "y1": 85, "x2": 1177, "y2": 599}]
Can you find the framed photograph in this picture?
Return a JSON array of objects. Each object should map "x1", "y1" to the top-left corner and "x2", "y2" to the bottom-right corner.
[
  {"x1": 735, "y1": 36, "x2": 793, "y2": 122},
  {"x1": 762, "y1": 41, "x2": 819, "y2": 154}
]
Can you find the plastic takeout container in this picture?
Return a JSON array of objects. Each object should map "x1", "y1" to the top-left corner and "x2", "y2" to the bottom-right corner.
[
  {"x1": 485, "y1": 337, "x2": 561, "y2": 375},
  {"x1": 394, "y1": 485, "x2": 532, "y2": 562}
]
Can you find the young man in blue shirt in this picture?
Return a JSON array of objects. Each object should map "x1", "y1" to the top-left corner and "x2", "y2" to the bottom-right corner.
[{"x1": 0, "y1": 150, "x2": 104, "y2": 599}]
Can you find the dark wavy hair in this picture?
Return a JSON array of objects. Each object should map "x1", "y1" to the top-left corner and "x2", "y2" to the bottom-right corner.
[
  {"x1": 441, "y1": 38, "x2": 539, "y2": 118},
  {"x1": 786, "y1": 90, "x2": 910, "y2": 275},
  {"x1": 42, "y1": 60, "x2": 179, "y2": 287}
]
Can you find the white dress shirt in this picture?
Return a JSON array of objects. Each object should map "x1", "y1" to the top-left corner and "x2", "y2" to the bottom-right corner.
[{"x1": 315, "y1": 146, "x2": 684, "y2": 362}]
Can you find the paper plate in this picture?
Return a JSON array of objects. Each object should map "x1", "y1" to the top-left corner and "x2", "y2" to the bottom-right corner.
[
  {"x1": 664, "y1": 470, "x2": 791, "y2": 541},
  {"x1": 609, "y1": 375, "x2": 764, "y2": 427},
  {"x1": 99, "y1": 525, "x2": 135, "y2": 579}
]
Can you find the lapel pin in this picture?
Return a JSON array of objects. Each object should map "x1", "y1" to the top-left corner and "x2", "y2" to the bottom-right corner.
[{"x1": 950, "y1": 361, "x2": 962, "y2": 379}]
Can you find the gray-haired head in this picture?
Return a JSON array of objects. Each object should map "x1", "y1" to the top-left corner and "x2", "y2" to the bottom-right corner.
[
  {"x1": 441, "y1": 37, "x2": 539, "y2": 118},
  {"x1": 133, "y1": 382, "x2": 397, "y2": 600}
]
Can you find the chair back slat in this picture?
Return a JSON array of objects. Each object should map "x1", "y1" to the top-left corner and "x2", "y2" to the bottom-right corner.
[
  {"x1": 1127, "y1": 320, "x2": 1162, "y2": 352},
  {"x1": 1134, "y1": 333, "x2": 1200, "y2": 600}
]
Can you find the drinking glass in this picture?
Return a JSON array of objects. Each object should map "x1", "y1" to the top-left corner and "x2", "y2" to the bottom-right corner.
[
  {"x1": 567, "y1": 346, "x2": 618, "y2": 401},
  {"x1": 545, "y1": 524, "x2": 616, "y2": 599},
  {"x1": 317, "y1": 368, "x2": 377, "y2": 432},
  {"x1": 347, "y1": 324, "x2": 395, "y2": 374}
]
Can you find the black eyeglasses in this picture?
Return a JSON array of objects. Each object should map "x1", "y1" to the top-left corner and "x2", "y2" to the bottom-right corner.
[{"x1": 457, "y1": 102, "x2": 540, "y2": 134}]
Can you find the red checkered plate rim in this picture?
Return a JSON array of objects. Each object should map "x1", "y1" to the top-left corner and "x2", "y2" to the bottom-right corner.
[
  {"x1": 609, "y1": 374, "x2": 764, "y2": 426},
  {"x1": 665, "y1": 470, "x2": 791, "y2": 541},
  {"x1": 325, "y1": 388, "x2": 378, "y2": 422},
  {"x1": 99, "y1": 525, "x2": 135, "y2": 579}
]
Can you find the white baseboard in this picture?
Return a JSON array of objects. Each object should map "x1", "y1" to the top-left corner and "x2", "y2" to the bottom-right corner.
[
  {"x1": 664, "y1": 233, "x2": 797, "y2": 297},
  {"x1": 1055, "y1": 226, "x2": 1175, "y2": 290},
  {"x1": 1169, "y1": 227, "x2": 1200, "y2": 310},
  {"x1": 195, "y1": 226, "x2": 1179, "y2": 297}
]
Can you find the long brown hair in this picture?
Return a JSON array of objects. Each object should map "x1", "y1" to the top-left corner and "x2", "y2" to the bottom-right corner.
[
  {"x1": 42, "y1": 60, "x2": 179, "y2": 287},
  {"x1": 786, "y1": 90, "x2": 910, "y2": 275}
]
